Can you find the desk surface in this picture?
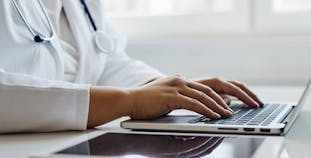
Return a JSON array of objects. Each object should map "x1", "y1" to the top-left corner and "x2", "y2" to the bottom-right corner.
[{"x1": 0, "y1": 85, "x2": 307, "y2": 158}]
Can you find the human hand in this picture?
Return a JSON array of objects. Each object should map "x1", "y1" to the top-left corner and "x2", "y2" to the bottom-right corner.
[
  {"x1": 127, "y1": 76, "x2": 263, "y2": 120},
  {"x1": 128, "y1": 76, "x2": 233, "y2": 120},
  {"x1": 194, "y1": 77, "x2": 264, "y2": 108},
  {"x1": 87, "y1": 76, "x2": 263, "y2": 128}
]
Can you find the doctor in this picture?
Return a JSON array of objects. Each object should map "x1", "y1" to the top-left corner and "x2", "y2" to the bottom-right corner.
[{"x1": 0, "y1": 0, "x2": 263, "y2": 133}]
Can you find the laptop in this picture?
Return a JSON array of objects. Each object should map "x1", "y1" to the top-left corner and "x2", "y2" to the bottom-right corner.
[{"x1": 121, "y1": 80, "x2": 311, "y2": 135}]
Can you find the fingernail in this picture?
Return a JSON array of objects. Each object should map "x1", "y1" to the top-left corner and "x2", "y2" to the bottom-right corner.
[
  {"x1": 224, "y1": 98, "x2": 231, "y2": 104},
  {"x1": 224, "y1": 110, "x2": 233, "y2": 116},
  {"x1": 227, "y1": 108, "x2": 233, "y2": 112},
  {"x1": 214, "y1": 113, "x2": 221, "y2": 119}
]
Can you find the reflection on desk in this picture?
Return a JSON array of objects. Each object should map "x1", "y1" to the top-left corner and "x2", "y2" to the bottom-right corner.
[{"x1": 56, "y1": 133, "x2": 264, "y2": 158}]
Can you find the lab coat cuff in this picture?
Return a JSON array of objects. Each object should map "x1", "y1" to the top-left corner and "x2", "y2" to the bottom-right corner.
[{"x1": 74, "y1": 83, "x2": 91, "y2": 130}]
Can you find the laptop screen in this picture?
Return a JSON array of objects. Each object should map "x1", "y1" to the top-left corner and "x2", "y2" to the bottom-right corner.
[
  {"x1": 284, "y1": 79, "x2": 311, "y2": 133},
  {"x1": 55, "y1": 132, "x2": 264, "y2": 158}
]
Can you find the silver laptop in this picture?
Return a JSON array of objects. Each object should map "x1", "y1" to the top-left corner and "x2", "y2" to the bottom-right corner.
[{"x1": 121, "y1": 80, "x2": 311, "y2": 135}]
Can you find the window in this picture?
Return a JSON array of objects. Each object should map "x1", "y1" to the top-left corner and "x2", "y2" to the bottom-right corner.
[
  {"x1": 273, "y1": 0, "x2": 311, "y2": 13},
  {"x1": 101, "y1": 0, "x2": 311, "y2": 37},
  {"x1": 102, "y1": 0, "x2": 249, "y2": 37},
  {"x1": 103, "y1": 0, "x2": 236, "y2": 17},
  {"x1": 255, "y1": 0, "x2": 311, "y2": 32}
]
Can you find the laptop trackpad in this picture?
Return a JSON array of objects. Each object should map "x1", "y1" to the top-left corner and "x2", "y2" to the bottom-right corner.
[{"x1": 149, "y1": 115, "x2": 200, "y2": 123}]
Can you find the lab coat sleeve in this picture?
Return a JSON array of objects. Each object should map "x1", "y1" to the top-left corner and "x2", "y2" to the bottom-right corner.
[
  {"x1": 0, "y1": 69, "x2": 90, "y2": 133},
  {"x1": 97, "y1": 52, "x2": 165, "y2": 87}
]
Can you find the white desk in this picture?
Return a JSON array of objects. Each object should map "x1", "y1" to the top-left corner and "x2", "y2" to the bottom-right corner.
[{"x1": 0, "y1": 86, "x2": 307, "y2": 158}]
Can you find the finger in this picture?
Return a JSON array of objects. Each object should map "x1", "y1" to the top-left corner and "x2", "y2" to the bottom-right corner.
[
  {"x1": 220, "y1": 95, "x2": 232, "y2": 105},
  {"x1": 170, "y1": 95, "x2": 221, "y2": 119},
  {"x1": 229, "y1": 81, "x2": 264, "y2": 106},
  {"x1": 187, "y1": 81, "x2": 233, "y2": 112},
  {"x1": 220, "y1": 81, "x2": 260, "y2": 108},
  {"x1": 180, "y1": 87, "x2": 232, "y2": 117}
]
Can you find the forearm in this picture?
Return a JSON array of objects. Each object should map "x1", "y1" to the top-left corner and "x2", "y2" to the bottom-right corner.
[{"x1": 87, "y1": 86, "x2": 131, "y2": 128}]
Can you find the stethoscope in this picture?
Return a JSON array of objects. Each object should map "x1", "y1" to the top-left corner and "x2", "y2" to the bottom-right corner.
[{"x1": 11, "y1": 0, "x2": 115, "y2": 54}]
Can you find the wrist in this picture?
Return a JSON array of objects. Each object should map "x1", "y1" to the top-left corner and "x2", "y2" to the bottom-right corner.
[
  {"x1": 119, "y1": 88, "x2": 134, "y2": 117},
  {"x1": 125, "y1": 88, "x2": 139, "y2": 117},
  {"x1": 88, "y1": 86, "x2": 132, "y2": 128}
]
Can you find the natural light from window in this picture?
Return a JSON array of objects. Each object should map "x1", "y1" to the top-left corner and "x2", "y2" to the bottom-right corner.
[
  {"x1": 273, "y1": 0, "x2": 311, "y2": 13},
  {"x1": 101, "y1": 0, "x2": 311, "y2": 35},
  {"x1": 103, "y1": 0, "x2": 235, "y2": 17}
]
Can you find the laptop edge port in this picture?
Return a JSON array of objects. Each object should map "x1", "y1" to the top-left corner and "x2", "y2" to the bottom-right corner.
[
  {"x1": 260, "y1": 128, "x2": 271, "y2": 132},
  {"x1": 218, "y1": 127, "x2": 238, "y2": 131},
  {"x1": 244, "y1": 128, "x2": 255, "y2": 132}
]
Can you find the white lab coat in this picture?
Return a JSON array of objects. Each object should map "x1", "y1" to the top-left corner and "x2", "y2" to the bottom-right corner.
[{"x1": 0, "y1": 0, "x2": 163, "y2": 133}]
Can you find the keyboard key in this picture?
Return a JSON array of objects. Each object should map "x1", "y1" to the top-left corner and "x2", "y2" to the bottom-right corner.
[
  {"x1": 189, "y1": 104, "x2": 286, "y2": 126},
  {"x1": 247, "y1": 122, "x2": 260, "y2": 125},
  {"x1": 232, "y1": 122, "x2": 246, "y2": 125}
]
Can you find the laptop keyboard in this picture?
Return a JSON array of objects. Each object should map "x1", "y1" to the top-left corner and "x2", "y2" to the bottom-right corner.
[{"x1": 189, "y1": 104, "x2": 286, "y2": 126}]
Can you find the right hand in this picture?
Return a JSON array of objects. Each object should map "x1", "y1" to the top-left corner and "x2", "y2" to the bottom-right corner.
[
  {"x1": 127, "y1": 75, "x2": 234, "y2": 120},
  {"x1": 87, "y1": 75, "x2": 262, "y2": 127}
]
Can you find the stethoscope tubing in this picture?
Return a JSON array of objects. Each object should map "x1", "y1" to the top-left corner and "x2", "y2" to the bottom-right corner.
[
  {"x1": 12, "y1": 0, "x2": 115, "y2": 54},
  {"x1": 12, "y1": 0, "x2": 55, "y2": 43},
  {"x1": 79, "y1": 0, "x2": 97, "y2": 31}
]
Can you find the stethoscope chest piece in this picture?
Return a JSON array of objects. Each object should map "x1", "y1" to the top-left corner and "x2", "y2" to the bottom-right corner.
[{"x1": 94, "y1": 31, "x2": 115, "y2": 54}]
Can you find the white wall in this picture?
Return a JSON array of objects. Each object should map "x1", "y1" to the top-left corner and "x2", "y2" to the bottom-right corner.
[
  {"x1": 104, "y1": 0, "x2": 311, "y2": 86},
  {"x1": 126, "y1": 35, "x2": 311, "y2": 85}
]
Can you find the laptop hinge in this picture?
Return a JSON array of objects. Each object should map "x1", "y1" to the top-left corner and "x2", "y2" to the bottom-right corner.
[{"x1": 280, "y1": 106, "x2": 295, "y2": 125}]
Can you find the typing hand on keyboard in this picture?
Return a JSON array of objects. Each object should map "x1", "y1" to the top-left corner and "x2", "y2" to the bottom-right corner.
[{"x1": 125, "y1": 76, "x2": 264, "y2": 122}]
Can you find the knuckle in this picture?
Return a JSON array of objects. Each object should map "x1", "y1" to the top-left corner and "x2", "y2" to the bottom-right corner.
[
  {"x1": 173, "y1": 74, "x2": 182, "y2": 78},
  {"x1": 199, "y1": 91, "x2": 209, "y2": 99},
  {"x1": 169, "y1": 87, "x2": 179, "y2": 95},
  {"x1": 171, "y1": 77, "x2": 185, "y2": 86},
  {"x1": 211, "y1": 77, "x2": 223, "y2": 83},
  {"x1": 231, "y1": 80, "x2": 246, "y2": 87},
  {"x1": 212, "y1": 77, "x2": 221, "y2": 81},
  {"x1": 170, "y1": 75, "x2": 179, "y2": 80},
  {"x1": 235, "y1": 81, "x2": 244, "y2": 86},
  {"x1": 199, "y1": 91, "x2": 206, "y2": 97},
  {"x1": 239, "y1": 83, "x2": 247, "y2": 88},
  {"x1": 204, "y1": 86, "x2": 213, "y2": 93},
  {"x1": 189, "y1": 98, "x2": 199, "y2": 105}
]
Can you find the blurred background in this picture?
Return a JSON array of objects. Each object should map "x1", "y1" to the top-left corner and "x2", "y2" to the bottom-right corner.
[{"x1": 102, "y1": 0, "x2": 311, "y2": 86}]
